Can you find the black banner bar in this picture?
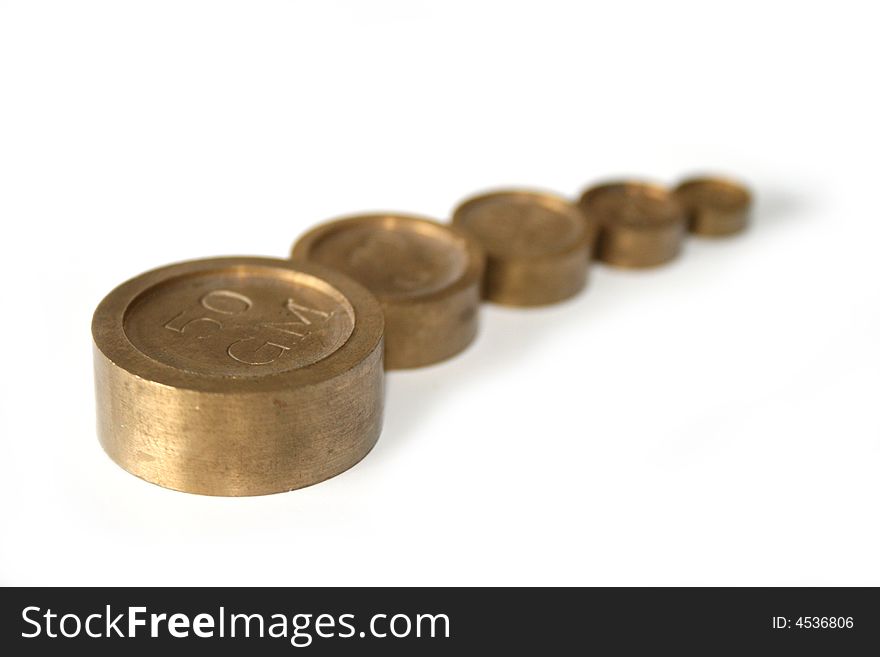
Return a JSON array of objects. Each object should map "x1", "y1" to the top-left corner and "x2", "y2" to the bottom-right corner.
[{"x1": 2, "y1": 587, "x2": 877, "y2": 654}]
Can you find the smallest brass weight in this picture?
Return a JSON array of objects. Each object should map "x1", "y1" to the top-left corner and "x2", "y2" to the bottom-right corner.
[
  {"x1": 452, "y1": 190, "x2": 591, "y2": 306},
  {"x1": 674, "y1": 176, "x2": 752, "y2": 236},
  {"x1": 292, "y1": 214, "x2": 484, "y2": 370},
  {"x1": 579, "y1": 181, "x2": 686, "y2": 269}
]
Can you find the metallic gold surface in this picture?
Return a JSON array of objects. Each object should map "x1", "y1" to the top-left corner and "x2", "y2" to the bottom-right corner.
[
  {"x1": 291, "y1": 214, "x2": 484, "y2": 370},
  {"x1": 452, "y1": 190, "x2": 591, "y2": 306},
  {"x1": 674, "y1": 176, "x2": 752, "y2": 236},
  {"x1": 92, "y1": 257, "x2": 385, "y2": 496},
  {"x1": 579, "y1": 181, "x2": 686, "y2": 268}
]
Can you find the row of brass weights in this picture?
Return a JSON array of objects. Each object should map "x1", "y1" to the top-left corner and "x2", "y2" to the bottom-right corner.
[{"x1": 92, "y1": 176, "x2": 751, "y2": 495}]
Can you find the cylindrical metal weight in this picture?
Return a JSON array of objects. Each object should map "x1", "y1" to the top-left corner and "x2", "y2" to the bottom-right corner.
[
  {"x1": 292, "y1": 214, "x2": 484, "y2": 369},
  {"x1": 92, "y1": 256, "x2": 385, "y2": 496},
  {"x1": 674, "y1": 176, "x2": 752, "y2": 236},
  {"x1": 452, "y1": 190, "x2": 592, "y2": 306},
  {"x1": 579, "y1": 181, "x2": 686, "y2": 268}
]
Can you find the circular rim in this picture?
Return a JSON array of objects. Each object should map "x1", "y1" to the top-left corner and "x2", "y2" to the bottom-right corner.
[
  {"x1": 451, "y1": 188, "x2": 591, "y2": 261},
  {"x1": 674, "y1": 176, "x2": 752, "y2": 209},
  {"x1": 579, "y1": 180, "x2": 683, "y2": 227},
  {"x1": 92, "y1": 256, "x2": 384, "y2": 393},
  {"x1": 291, "y1": 213, "x2": 485, "y2": 306}
]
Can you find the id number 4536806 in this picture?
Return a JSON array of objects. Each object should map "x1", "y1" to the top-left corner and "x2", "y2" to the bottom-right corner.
[{"x1": 772, "y1": 617, "x2": 854, "y2": 629}]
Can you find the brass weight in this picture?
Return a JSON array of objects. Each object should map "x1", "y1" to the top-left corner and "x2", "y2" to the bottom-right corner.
[
  {"x1": 674, "y1": 176, "x2": 752, "y2": 236},
  {"x1": 452, "y1": 190, "x2": 592, "y2": 306},
  {"x1": 92, "y1": 257, "x2": 385, "y2": 496},
  {"x1": 579, "y1": 181, "x2": 686, "y2": 268},
  {"x1": 292, "y1": 214, "x2": 484, "y2": 370}
]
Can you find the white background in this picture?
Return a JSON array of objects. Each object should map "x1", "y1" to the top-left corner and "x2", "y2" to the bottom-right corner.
[{"x1": 1, "y1": 0, "x2": 878, "y2": 586}]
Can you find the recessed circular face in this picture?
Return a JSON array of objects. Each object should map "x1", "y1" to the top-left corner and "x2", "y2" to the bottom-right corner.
[
  {"x1": 292, "y1": 215, "x2": 476, "y2": 300},
  {"x1": 452, "y1": 191, "x2": 587, "y2": 259},
  {"x1": 580, "y1": 182, "x2": 682, "y2": 228},
  {"x1": 94, "y1": 257, "x2": 384, "y2": 391},
  {"x1": 674, "y1": 177, "x2": 751, "y2": 211},
  {"x1": 123, "y1": 266, "x2": 355, "y2": 377}
]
